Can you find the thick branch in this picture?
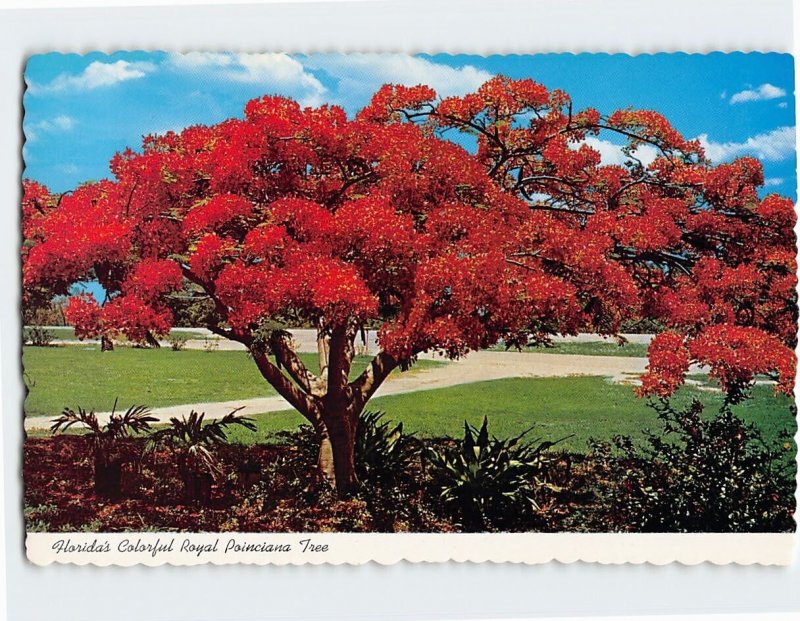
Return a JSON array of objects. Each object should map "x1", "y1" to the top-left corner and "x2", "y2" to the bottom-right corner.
[
  {"x1": 329, "y1": 170, "x2": 378, "y2": 207},
  {"x1": 316, "y1": 322, "x2": 330, "y2": 379},
  {"x1": 269, "y1": 331, "x2": 325, "y2": 396},
  {"x1": 207, "y1": 324, "x2": 252, "y2": 346},
  {"x1": 251, "y1": 351, "x2": 321, "y2": 426},
  {"x1": 350, "y1": 350, "x2": 399, "y2": 408},
  {"x1": 179, "y1": 265, "x2": 254, "y2": 345},
  {"x1": 327, "y1": 323, "x2": 357, "y2": 403},
  {"x1": 523, "y1": 197, "x2": 596, "y2": 216},
  {"x1": 180, "y1": 265, "x2": 229, "y2": 319}
]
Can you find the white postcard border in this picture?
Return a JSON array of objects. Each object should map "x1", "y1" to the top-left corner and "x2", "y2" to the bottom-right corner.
[{"x1": 26, "y1": 532, "x2": 795, "y2": 567}]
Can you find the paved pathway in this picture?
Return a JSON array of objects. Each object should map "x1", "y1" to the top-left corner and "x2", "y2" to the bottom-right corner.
[{"x1": 24, "y1": 350, "x2": 649, "y2": 431}]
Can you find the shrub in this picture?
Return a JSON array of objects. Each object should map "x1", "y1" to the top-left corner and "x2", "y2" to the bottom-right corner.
[
  {"x1": 355, "y1": 410, "x2": 418, "y2": 486},
  {"x1": 269, "y1": 412, "x2": 419, "y2": 488},
  {"x1": 50, "y1": 401, "x2": 155, "y2": 498},
  {"x1": 168, "y1": 333, "x2": 189, "y2": 351},
  {"x1": 598, "y1": 398, "x2": 796, "y2": 532},
  {"x1": 146, "y1": 409, "x2": 256, "y2": 505},
  {"x1": 426, "y1": 417, "x2": 561, "y2": 532},
  {"x1": 202, "y1": 336, "x2": 220, "y2": 353},
  {"x1": 23, "y1": 326, "x2": 55, "y2": 347}
]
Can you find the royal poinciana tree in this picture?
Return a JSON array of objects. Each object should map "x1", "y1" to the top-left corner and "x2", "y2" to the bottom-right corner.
[{"x1": 22, "y1": 76, "x2": 797, "y2": 491}]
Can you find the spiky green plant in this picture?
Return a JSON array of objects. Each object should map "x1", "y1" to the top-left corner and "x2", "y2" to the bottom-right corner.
[
  {"x1": 355, "y1": 410, "x2": 418, "y2": 485},
  {"x1": 426, "y1": 417, "x2": 567, "y2": 532}
]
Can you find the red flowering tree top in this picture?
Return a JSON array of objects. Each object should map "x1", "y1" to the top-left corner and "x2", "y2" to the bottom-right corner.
[{"x1": 22, "y1": 76, "x2": 797, "y2": 490}]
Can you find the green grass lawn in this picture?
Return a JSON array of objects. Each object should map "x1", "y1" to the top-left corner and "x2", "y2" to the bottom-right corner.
[
  {"x1": 490, "y1": 341, "x2": 650, "y2": 357},
  {"x1": 23, "y1": 345, "x2": 795, "y2": 457},
  {"x1": 224, "y1": 377, "x2": 796, "y2": 454},
  {"x1": 25, "y1": 327, "x2": 208, "y2": 342},
  {"x1": 23, "y1": 346, "x2": 443, "y2": 417}
]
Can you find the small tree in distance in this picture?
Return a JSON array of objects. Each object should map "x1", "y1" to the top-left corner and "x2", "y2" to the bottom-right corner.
[{"x1": 22, "y1": 76, "x2": 796, "y2": 492}]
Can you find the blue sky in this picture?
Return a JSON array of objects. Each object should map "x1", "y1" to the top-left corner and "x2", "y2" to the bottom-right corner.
[{"x1": 24, "y1": 51, "x2": 796, "y2": 200}]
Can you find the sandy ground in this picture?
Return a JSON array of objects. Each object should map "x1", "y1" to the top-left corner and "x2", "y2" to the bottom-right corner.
[{"x1": 23, "y1": 349, "x2": 649, "y2": 430}]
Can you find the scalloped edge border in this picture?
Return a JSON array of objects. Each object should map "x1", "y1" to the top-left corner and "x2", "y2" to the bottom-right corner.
[{"x1": 26, "y1": 532, "x2": 796, "y2": 566}]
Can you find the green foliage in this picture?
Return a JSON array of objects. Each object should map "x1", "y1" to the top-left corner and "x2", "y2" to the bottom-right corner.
[
  {"x1": 618, "y1": 318, "x2": 666, "y2": 333},
  {"x1": 23, "y1": 326, "x2": 55, "y2": 347},
  {"x1": 355, "y1": 410, "x2": 418, "y2": 485},
  {"x1": 50, "y1": 401, "x2": 156, "y2": 497},
  {"x1": 426, "y1": 417, "x2": 565, "y2": 531},
  {"x1": 168, "y1": 333, "x2": 189, "y2": 351},
  {"x1": 166, "y1": 286, "x2": 216, "y2": 327},
  {"x1": 147, "y1": 409, "x2": 256, "y2": 480},
  {"x1": 50, "y1": 401, "x2": 155, "y2": 465},
  {"x1": 593, "y1": 397, "x2": 797, "y2": 532},
  {"x1": 23, "y1": 295, "x2": 68, "y2": 327},
  {"x1": 202, "y1": 336, "x2": 220, "y2": 353}
]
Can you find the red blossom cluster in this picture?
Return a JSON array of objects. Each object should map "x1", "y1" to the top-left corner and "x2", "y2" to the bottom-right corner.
[
  {"x1": 65, "y1": 293, "x2": 172, "y2": 344},
  {"x1": 637, "y1": 332, "x2": 691, "y2": 397},
  {"x1": 689, "y1": 324, "x2": 796, "y2": 395}
]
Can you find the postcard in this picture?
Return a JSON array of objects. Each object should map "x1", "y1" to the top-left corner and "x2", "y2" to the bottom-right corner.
[{"x1": 21, "y1": 51, "x2": 797, "y2": 565}]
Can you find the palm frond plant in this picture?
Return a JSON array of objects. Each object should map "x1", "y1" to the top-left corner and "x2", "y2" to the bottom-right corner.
[
  {"x1": 50, "y1": 401, "x2": 156, "y2": 498},
  {"x1": 426, "y1": 416, "x2": 569, "y2": 532},
  {"x1": 146, "y1": 409, "x2": 256, "y2": 505}
]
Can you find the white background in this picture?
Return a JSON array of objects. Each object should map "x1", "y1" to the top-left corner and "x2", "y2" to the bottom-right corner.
[{"x1": 1, "y1": 1, "x2": 798, "y2": 620}]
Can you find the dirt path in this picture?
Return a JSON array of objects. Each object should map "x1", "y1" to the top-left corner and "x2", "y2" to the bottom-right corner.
[{"x1": 23, "y1": 350, "x2": 648, "y2": 430}]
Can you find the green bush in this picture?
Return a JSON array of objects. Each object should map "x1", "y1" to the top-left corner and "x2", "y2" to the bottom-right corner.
[
  {"x1": 596, "y1": 398, "x2": 796, "y2": 532},
  {"x1": 426, "y1": 417, "x2": 560, "y2": 531},
  {"x1": 202, "y1": 336, "x2": 220, "y2": 353},
  {"x1": 23, "y1": 326, "x2": 55, "y2": 347},
  {"x1": 168, "y1": 333, "x2": 189, "y2": 351},
  {"x1": 146, "y1": 409, "x2": 256, "y2": 504}
]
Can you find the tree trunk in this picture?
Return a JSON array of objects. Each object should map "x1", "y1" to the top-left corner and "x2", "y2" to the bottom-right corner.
[
  {"x1": 100, "y1": 335, "x2": 114, "y2": 351},
  {"x1": 145, "y1": 331, "x2": 161, "y2": 349},
  {"x1": 94, "y1": 455, "x2": 122, "y2": 498},
  {"x1": 318, "y1": 412, "x2": 359, "y2": 495},
  {"x1": 317, "y1": 426, "x2": 335, "y2": 486}
]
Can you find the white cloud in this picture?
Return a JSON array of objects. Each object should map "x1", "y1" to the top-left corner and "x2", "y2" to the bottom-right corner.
[
  {"x1": 764, "y1": 177, "x2": 785, "y2": 187},
  {"x1": 581, "y1": 136, "x2": 660, "y2": 167},
  {"x1": 25, "y1": 114, "x2": 76, "y2": 141},
  {"x1": 305, "y1": 53, "x2": 493, "y2": 104},
  {"x1": 57, "y1": 163, "x2": 80, "y2": 175},
  {"x1": 52, "y1": 115, "x2": 75, "y2": 130},
  {"x1": 167, "y1": 52, "x2": 235, "y2": 70},
  {"x1": 778, "y1": 101, "x2": 788, "y2": 109},
  {"x1": 167, "y1": 53, "x2": 491, "y2": 113},
  {"x1": 29, "y1": 60, "x2": 155, "y2": 94},
  {"x1": 729, "y1": 83, "x2": 786, "y2": 104},
  {"x1": 167, "y1": 52, "x2": 326, "y2": 107},
  {"x1": 697, "y1": 126, "x2": 795, "y2": 162}
]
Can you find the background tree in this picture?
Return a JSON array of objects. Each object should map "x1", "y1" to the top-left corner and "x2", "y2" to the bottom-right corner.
[{"x1": 22, "y1": 77, "x2": 796, "y2": 492}]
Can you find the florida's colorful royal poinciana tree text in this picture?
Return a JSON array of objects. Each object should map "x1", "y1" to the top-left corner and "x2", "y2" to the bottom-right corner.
[{"x1": 22, "y1": 76, "x2": 797, "y2": 491}]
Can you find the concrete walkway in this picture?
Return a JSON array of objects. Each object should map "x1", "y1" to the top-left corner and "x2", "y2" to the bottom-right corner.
[{"x1": 24, "y1": 349, "x2": 650, "y2": 431}]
